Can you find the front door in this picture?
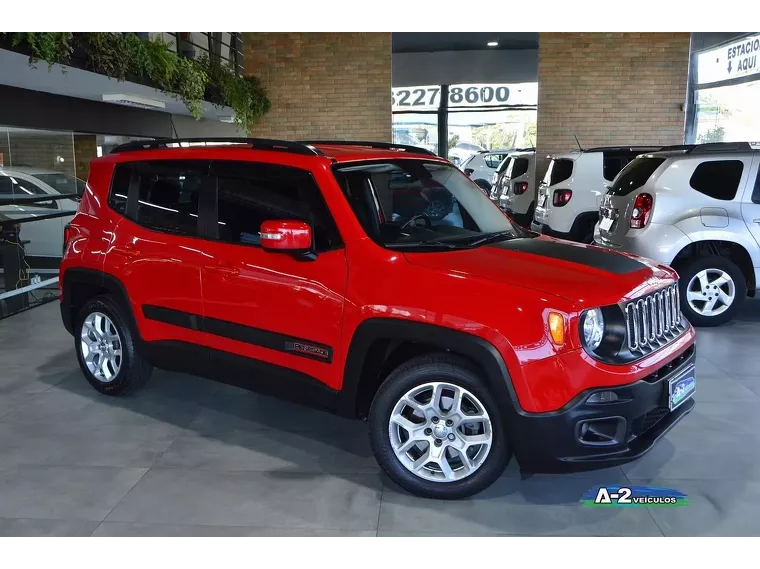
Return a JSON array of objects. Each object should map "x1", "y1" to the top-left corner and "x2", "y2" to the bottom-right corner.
[{"x1": 199, "y1": 161, "x2": 348, "y2": 390}]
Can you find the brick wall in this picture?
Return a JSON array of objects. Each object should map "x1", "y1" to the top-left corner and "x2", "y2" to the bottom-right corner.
[
  {"x1": 536, "y1": 33, "x2": 690, "y2": 174},
  {"x1": 73, "y1": 135, "x2": 98, "y2": 181},
  {"x1": 244, "y1": 33, "x2": 392, "y2": 141}
]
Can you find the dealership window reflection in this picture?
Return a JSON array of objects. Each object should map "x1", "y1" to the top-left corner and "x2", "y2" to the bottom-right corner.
[
  {"x1": 391, "y1": 83, "x2": 538, "y2": 163},
  {"x1": 694, "y1": 82, "x2": 760, "y2": 143}
]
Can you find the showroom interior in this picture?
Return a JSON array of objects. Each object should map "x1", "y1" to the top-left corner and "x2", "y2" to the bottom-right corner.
[{"x1": 1, "y1": 31, "x2": 760, "y2": 536}]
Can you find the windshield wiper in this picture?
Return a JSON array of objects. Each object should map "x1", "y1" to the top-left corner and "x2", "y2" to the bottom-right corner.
[
  {"x1": 386, "y1": 240, "x2": 471, "y2": 250},
  {"x1": 461, "y1": 230, "x2": 516, "y2": 247}
]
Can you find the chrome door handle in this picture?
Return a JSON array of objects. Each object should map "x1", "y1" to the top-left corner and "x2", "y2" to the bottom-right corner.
[{"x1": 753, "y1": 219, "x2": 760, "y2": 224}]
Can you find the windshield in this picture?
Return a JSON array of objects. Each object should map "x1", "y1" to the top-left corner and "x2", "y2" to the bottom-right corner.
[
  {"x1": 32, "y1": 173, "x2": 86, "y2": 197},
  {"x1": 333, "y1": 160, "x2": 527, "y2": 251}
]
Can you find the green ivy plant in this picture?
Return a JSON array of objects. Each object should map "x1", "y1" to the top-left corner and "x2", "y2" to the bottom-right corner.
[
  {"x1": 4, "y1": 32, "x2": 270, "y2": 129},
  {"x1": 11, "y1": 32, "x2": 73, "y2": 70},
  {"x1": 195, "y1": 54, "x2": 271, "y2": 130}
]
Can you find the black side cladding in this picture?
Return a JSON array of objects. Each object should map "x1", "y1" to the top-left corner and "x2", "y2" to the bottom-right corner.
[{"x1": 490, "y1": 238, "x2": 645, "y2": 275}]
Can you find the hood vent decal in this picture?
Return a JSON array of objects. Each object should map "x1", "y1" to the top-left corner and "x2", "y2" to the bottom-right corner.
[{"x1": 489, "y1": 238, "x2": 645, "y2": 275}]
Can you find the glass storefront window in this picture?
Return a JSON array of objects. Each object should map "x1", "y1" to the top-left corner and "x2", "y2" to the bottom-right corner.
[
  {"x1": 695, "y1": 81, "x2": 760, "y2": 143},
  {"x1": 391, "y1": 83, "x2": 538, "y2": 162},
  {"x1": 392, "y1": 113, "x2": 439, "y2": 155},
  {"x1": 690, "y1": 33, "x2": 760, "y2": 144},
  {"x1": 448, "y1": 109, "x2": 537, "y2": 165}
]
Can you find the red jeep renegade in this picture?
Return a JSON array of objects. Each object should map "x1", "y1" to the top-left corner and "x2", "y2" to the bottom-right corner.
[{"x1": 60, "y1": 138, "x2": 696, "y2": 499}]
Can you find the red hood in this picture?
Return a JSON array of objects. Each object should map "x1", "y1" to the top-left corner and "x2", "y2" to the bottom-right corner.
[{"x1": 403, "y1": 236, "x2": 676, "y2": 307}]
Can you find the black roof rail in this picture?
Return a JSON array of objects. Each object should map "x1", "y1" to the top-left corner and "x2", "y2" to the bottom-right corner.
[
  {"x1": 300, "y1": 140, "x2": 437, "y2": 156},
  {"x1": 658, "y1": 144, "x2": 696, "y2": 152},
  {"x1": 583, "y1": 146, "x2": 662, "y2": 153},
  {"x1": 688, "y1": 142, "x2": 754, "y2": 154},
  {"x1": 109, "y1": 137, "x2": 323, "y2": 156},
  {"x1": 512, "y1": 146, "x2": 535, "y2": 152}
]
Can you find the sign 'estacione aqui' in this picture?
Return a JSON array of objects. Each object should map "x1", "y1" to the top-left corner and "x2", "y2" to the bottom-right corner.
[
  {"x1": 391, "y1": 83, "x2": 538, "y2": 113},
  {"x1": 697, "y1": 33, "x2": 760, "y2": 84}
]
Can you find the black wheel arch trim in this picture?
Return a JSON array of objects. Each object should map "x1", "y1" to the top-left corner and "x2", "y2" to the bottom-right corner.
[
  {"x1": 569, "y1": 211, "x2": 600, "y2": 238},
  {"x1": 61, "y1": 267, "x2": 136, "y2": 337},
  {"x1": 340, "y1": 318, "x2": 522, "y2": 418}
]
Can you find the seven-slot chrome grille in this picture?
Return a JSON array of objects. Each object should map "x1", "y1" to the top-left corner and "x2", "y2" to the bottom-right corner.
[{"x1": 624, "y1": 283, "x2": 684, "y2": 353}]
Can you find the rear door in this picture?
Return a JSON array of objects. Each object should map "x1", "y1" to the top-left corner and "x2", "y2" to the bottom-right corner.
[
  {"x1": 740, "y1": 154, "x2": 760, "y2": 252},
  {"x1": 103, "y1": 160, "x2": 209, "y2": 347},
  {"x1": 597, "y1": 156, "x2": 666, "y2": 244}
]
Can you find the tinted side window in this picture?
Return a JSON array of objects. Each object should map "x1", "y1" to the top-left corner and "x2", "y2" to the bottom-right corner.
[
  {"x1": 753, "y1": 167, "x2": 760, "y2": 204},
  {"x1": 547, "y1": 159, "x2": 574, "y2": 186},
  {"x1": 484, "y1": 154, "x2": 504, "y2": 168},
  {"x1": 213, "y1": 162, "x2": 341, "y2": 252},
  {"x1": 508, "y1": 158, "x2": 530, "y2": 178},
  {"x1": 136, "y1": 163, "x2": 203, "y2": 237},
  {"x1": 608, "y1": 157, "x2": 665, "y2": 196},
  {"x1": 497, "y1": 157, "x2": 512, "y2": 174},
  {"x1": 109, "y1": 165, "x2": 132, "y2": 214},
  {"x1": 603, "y1": 152, "x2": 639, "y2": 181},
  {"x1": 689, "y1": 160, "x2": 744, "y2": 200},
  {"x1": 110, "y1": 161, "x2": 204, "y2": 237},
  {"x1": 0, "y1": 175, "x2": 56, "y2": 209}
]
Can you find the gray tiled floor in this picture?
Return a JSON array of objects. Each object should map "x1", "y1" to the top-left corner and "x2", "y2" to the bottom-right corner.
[{"x1": 1, "y1": 300, "x2": 759, "y2": 536}]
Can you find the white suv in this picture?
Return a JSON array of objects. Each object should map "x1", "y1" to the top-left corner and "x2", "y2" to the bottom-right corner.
[
  {"x1": 594, "y1": 141, "x2": 760, "y2": 327},
  {"x1": 0, "y1": 167, "x2": 83, "y2": 263},
  {"x1": 496, "y1": 149, "x2": 536, "y2": 228},
  {"x1": 460, "y1": 149, "x2": 512, "y2": 193},
  {"x1": 532, "y1": 147, "x2": 659, "y2": 243}
]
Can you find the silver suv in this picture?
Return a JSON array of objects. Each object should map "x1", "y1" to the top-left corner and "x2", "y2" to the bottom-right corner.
[{"x1": 594, "y1": 142, "x2": 760, "y2": 326}]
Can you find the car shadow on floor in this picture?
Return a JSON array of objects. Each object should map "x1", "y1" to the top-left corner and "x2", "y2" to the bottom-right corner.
[{"x1": 29, "y1": 349, "x2": 674, "y2": 512}]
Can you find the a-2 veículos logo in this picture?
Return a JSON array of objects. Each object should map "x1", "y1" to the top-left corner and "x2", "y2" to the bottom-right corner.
[{"x1": 580, "y1": 485, "x2": 689, "y2": 507}]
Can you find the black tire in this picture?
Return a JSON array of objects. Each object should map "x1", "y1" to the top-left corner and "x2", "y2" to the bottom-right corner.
[
  {"x1": 74, "y1": 295, "x2": 153, "y2": 395},
  {"x1": 474, "y1": 179, "x2": 491, "y2": 193},
  {"x1": 368, "y1": 353, "x2": 510, "y2": 499},
  {"x1": 675, "y1": 256, "x2": 747, "y2": 327},
  {"x1": 580, "y1": 219, "x2": 596, "y2": 244}
]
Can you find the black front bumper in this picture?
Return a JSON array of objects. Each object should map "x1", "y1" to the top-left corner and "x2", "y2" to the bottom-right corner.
[{"x1": 511, "y1": 344, "x2": 696, "y2": 473}]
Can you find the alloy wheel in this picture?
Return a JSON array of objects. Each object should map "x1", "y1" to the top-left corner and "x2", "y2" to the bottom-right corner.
[
  {"x1": 686, "y1": 268, "x2": 736, "y2": 317},
  {"x1": 80, "y1": 312, "x2": 123, "y2": 382},
  {"x1": 388, "y1": 381, "x2": 492, "y2": 483}
]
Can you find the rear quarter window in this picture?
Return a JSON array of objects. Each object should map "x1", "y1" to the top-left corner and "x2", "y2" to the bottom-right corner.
[
  {"x1": 689, "y1": 160, "x2": 744, "y2": 200},
  {"x1": 545, "y1": 159, "x2": 573, "y2": 186},
  {"x1": 508, "y1": 158, "x2": 530, "y2": 178},
  {"x1": 608, "y1": 157, "x2": 665, "y2": 196},
  {"x1": 496, "y1": 157, "x2": 512, "y2": 174}
]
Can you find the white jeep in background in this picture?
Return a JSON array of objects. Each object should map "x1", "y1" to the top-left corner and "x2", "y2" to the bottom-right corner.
[
  {"x1": 594, "y1": 141, "x2": 760, "y2": 327},
  {"x1": 460, "y1": 149, "x2": 512, "y2": 194},
  {"x1": 532, "y1": 146, "x2": 660, "y2": 243},
  {"x1": 497, "y1": 149, "x2": 536, "y2": 228},
  {"x1": 0, "y1": 167, "x2": 83, "y2": 264}
]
